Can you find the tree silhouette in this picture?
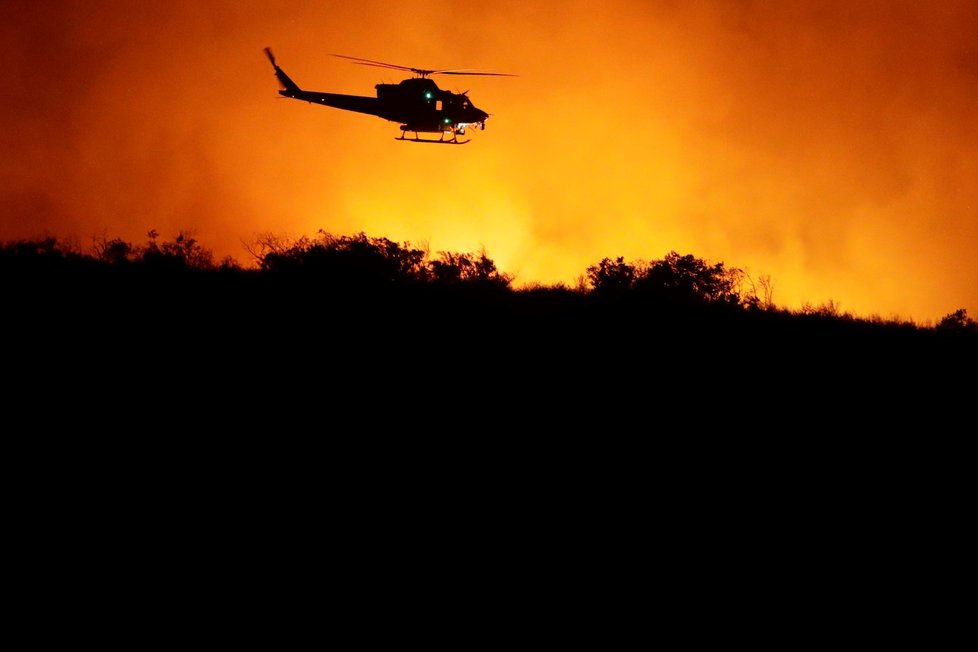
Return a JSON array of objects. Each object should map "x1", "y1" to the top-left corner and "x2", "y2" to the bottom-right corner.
[
  {"x1": 637, "y1": 251, "x2": 746, "y2": 306},
  {"x1": 586, "y1": 257, "x2": 637, "y2": 297},
  {"x1": 586, "y1": 251, "x2": 754, "y2": 307},
  {"x1": 937, "y1": 309, "x2": 978, "y2": 334}
]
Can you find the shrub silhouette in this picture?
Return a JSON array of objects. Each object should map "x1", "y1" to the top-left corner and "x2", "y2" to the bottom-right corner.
[
  {"x1": 0, "y1": 236, "x2": 92, "y2": 279},
  {"x1": 587, "y1": 251, "x2": 754, "y2": 307},
  {"x1": 429, "y1": 250, "x2": 512, "y2": 288},
  {"x1": 0, "y1": 237, "x2": 68, "y2": 265},
  {"x1": 255, "y1": 230, "x2": 512, "y2": 290},
  {"x1": 260, "y1": 231, "x2": 426, "y2": 285},
  {"x1": 586, "y1": 257, "x2": 637, "y2": 297},
  {"x1": 141, "y1": 230, "x2": 214, "y2": 270},
  {"x1": 937, "y1": 308, "x2": 978, "y2": 334},
  {"x1": 94, "y1": 237, "x2": 135, "y2": 265},
  {"x1": 90, "y1": 231, "x2": 215, "y2": 270}
]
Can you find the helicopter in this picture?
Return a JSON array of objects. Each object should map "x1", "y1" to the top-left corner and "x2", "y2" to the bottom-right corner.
[{"x1": 264, "y1": 48, "x2": 514, "y2": 145}]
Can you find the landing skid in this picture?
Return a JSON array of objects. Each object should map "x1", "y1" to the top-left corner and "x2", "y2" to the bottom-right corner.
[
  {"x1": 396, "y1": 136, "x2": 470, "y2": 145},
  {"x1": 396, "y1": 130, "x2": 469, "y2": 145}
]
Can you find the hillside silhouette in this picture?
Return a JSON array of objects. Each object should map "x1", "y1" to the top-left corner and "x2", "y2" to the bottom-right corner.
[
  {"x1": 8, "y1": 232, "x2": 969, "y2": 628},
  {"x1": 5, "y1": 230, "x2": 976, "y2": 406},
  {"x1": 6, "y1": 230, "x2": 975, "y2": 328}
]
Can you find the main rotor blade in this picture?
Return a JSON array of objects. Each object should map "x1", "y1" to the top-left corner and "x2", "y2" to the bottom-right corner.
[
  {"x1": 353, "y1": 60, "x2": 436, "y2": 76},
  {"x1": 330, "y1": 53, "x2": 424, "y2": 75},
  {"x1": 432, "y1": 70, "x2": 518, "y2": 77},
  {"x1": 331, "y1": 53, "x2": 516, "y2": 78},
  {"x1": 263, "y1": 47, "x2": 276, "y2": 66}
]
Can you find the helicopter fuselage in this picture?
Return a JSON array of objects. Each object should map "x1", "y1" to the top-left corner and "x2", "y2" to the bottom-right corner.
[
  {"x1": 265, "y1": 48, "x2": 504, "y2": 143},
  {"x1": 279, "y1": 77, "x2": 488, "y2": 135}
]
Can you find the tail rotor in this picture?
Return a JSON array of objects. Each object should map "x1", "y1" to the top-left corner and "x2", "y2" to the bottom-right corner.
[{"x1": 263, "y1": 46, "x2": 301, "y2": 93}]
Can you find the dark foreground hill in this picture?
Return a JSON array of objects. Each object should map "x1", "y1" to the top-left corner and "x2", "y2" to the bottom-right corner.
[
  {"x1": 4, "y1": 232, "x2": 975, "y2": 417},
  {"x1": 5, "y1": 233, "x2": 971, "y2": 642}
]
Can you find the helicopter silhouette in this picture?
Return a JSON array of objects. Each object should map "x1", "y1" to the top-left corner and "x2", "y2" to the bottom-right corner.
[{"x1": 264, "y1": 48, "x2": 514, "y2": 145}]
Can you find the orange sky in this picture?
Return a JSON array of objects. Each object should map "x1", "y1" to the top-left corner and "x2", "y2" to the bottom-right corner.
[{"x1": 2, "y1": 0, "x2": 976, "y2": 322}]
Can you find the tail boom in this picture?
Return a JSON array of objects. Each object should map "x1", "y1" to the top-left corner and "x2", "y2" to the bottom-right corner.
[{"x1": 279, "y1": 90, "x2": 383, "y2": 118}]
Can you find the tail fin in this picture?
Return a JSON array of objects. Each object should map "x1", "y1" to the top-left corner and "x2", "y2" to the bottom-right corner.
[{"x1": 264, "y1": 47, "x2": 301, "y2": 93}]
